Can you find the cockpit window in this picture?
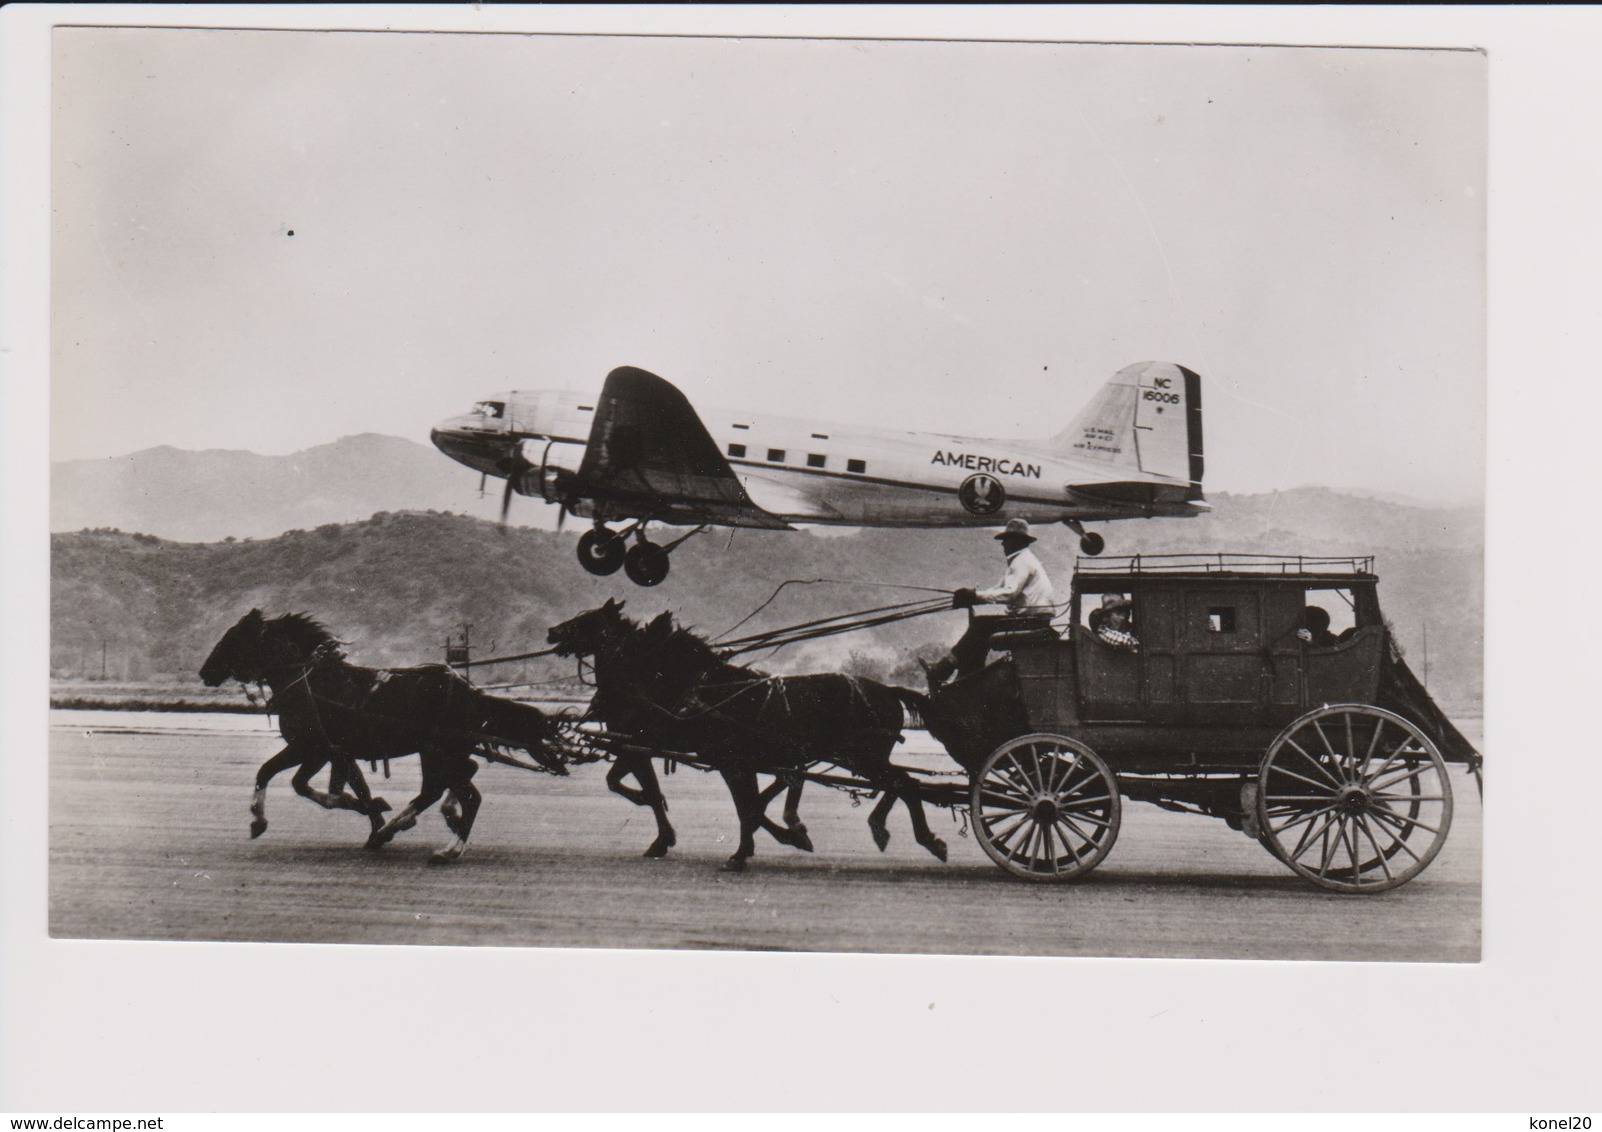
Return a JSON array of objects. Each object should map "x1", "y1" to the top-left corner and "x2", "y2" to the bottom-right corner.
[{"x1": 474, "y1": 401, "x2": 505, "y2": 419}]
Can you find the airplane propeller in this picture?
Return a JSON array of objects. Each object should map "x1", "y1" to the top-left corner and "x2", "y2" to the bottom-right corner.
[
  {"x1": 494, "y1": 442, "x2": 576, "y2": 531},
  {"x1": 494, "y1": 444, "x2": 533, "y2": 529},
  {"x1": 499, "y1": 474, "x2": 517, "y2": 526}
]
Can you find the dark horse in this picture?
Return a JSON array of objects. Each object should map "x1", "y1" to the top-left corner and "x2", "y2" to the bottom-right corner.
[
  {"x1": 548, "y1": 599, "x2": 947, "y2": 872},
  {"x1": 200, "y1": 609, "x2": 561, "y2": 862},
  {"x1": 547, "y1": 600, "x2": 808, "y2": 861}
]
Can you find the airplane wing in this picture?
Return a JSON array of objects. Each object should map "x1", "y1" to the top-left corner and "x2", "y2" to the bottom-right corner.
[{"x1": 574, "y1": 366, "x2": 793, "y2": 529}]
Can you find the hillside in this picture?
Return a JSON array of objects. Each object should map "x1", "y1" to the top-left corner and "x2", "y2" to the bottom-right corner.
[{"x1": 51, "y1": 495, "x2": 1483, "y2": 712}]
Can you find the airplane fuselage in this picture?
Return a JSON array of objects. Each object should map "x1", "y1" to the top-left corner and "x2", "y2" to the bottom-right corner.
[{"x1": 431, "y1": 387, "x2": 1203, "y2": 530}]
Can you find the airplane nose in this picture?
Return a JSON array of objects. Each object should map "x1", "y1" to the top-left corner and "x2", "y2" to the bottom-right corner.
[
  {"x1": 431, "y1": 417, "x2": 507, "y2": 473},
  {"x1": 430, "y1": 425, "x2": 463, "y2": 459}
]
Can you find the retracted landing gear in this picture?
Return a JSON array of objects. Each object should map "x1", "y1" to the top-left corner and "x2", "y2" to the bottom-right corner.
[
  {"x1": 1064, "y1": 519, "x2": 1105, "y2": 556},
  {"x1": 576, "y1": 522, "x2": 708, "y2": 587}
]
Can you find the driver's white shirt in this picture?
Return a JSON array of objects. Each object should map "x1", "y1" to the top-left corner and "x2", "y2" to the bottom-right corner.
[{"x1": 977, "y1": 547, "x2": 1054, "y2": 613}]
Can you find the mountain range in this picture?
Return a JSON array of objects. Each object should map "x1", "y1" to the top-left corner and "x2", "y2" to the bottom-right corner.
[
  {"x1": 51, "y1": 434, "x2": 512, "y2": 541},
  {"x1": 51, "y1": 434, "x2": 1479, "y2": 546},
  {"x1": 49, "y1": 435, "x2": 1484, "y2": 712}
]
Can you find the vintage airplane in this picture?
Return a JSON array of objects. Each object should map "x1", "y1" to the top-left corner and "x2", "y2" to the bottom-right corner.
[{"x1": 430, "y1": 362, "x2": 1207, "y2": 586}]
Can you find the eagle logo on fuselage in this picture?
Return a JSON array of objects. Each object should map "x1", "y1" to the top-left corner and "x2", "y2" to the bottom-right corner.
[{"x1": 959, "y1": 473, "x2": 1006, "y2": 515}]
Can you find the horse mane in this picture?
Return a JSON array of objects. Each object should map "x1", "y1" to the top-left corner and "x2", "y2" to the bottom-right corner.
[
  {"x1": 637, "y1": 611, "x2": 709, "y2": 666},
  {"x1": 265, "y1": 611, "x2": 343, "y2": 658},
  {"x1": 634, "y1": 611, "x2": 764, "y2": 679}
]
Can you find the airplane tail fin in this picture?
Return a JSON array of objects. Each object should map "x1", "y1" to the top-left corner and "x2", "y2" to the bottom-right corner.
[{"x1": 1052, "y1": 362, "x2": 1204, "y2": 499}]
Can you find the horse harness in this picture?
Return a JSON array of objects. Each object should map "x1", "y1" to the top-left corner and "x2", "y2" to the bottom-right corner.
[{"x1": 584, "y1": 630, "x2": 904, "y2": 769}]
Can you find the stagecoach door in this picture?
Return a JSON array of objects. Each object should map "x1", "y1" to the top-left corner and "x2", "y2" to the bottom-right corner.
[{"x1": 1166, "y1": 585, "x2": 1307, "y2": 722}]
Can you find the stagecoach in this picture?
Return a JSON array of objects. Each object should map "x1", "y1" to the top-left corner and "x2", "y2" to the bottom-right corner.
[
  {"x1": 202, "y1": 554, "x2": 1474, "y2": 885},
  {"x1": 919, "y1": 553, "x2": 1481, "y2": 892}
]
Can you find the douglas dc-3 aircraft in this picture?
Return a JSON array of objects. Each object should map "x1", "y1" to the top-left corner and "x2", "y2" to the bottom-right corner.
[{"x1": 431, "y1": 362, "x2": 1207, "y2": 586}]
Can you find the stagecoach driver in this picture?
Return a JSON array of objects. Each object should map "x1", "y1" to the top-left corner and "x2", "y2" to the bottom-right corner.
[{"x1": 923, "y1": 518, "x2": 1056, "y2": 690}]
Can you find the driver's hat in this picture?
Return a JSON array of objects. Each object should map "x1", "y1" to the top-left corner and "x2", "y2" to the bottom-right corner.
[{"x1": 995, "y1": 518, "x2": 1037, "y2": 543}]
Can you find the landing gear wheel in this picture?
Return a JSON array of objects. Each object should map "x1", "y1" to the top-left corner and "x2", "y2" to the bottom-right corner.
[
  {"x1": 1256, "y1": 704, "x2": 1453, "y2": 893},
  {"x1": 970, "y1": 733, "x2": 1120, "y2": 882},
  {"x1": 1079, "y1": 532, "x2": 1105, "y2": 556},
  {"x1": 623, "y1": 541, "x2": 671, "y2": 587},
  {"x1": 577, "y1": 529, "x2": 626, "y2": 576}
]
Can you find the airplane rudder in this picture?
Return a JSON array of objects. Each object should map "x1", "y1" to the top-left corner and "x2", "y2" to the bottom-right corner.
[{"x1": 1179, "y1": 364, "x2": 1205, "y2": 497}]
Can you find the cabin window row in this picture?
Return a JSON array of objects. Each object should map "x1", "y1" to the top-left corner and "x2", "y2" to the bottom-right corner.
[{"x1": 726, "y1": 443, "x2": 866, "y2": 474}]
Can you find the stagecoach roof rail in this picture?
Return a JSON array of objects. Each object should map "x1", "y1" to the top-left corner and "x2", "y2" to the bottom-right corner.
[{"x1": 1073, "y1": 552, "x2": 1375, "y2": 576}]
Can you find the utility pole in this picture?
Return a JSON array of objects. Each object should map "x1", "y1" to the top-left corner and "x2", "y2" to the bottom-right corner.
[
  {"x1": 1422, "y1": 622, "x2": 1429, "y2": 689},
  {"x1": 100, "y1": 638, "x2": 107, "y2": 681},
  {"x1": 445, "y1": 623, "x2": 473, "y2": 683}
]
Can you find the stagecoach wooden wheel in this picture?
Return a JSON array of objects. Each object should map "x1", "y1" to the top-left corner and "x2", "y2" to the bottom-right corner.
[
  {"x1": 970, "y1": 733, "x2": 1121, "y2": 882},
  {"x1": 1255, "y1": 704, "x2": 1454, "y2": 894}
]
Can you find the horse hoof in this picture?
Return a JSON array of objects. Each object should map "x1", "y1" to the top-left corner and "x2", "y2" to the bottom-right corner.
[
  {"x1": 364, "y1": 831, "x2": 390, "y2": 852},
  {"x1": 791, "y1": 827, "x2": 815, "y2": 853},
  {"x1": 721, "y1": 857, "x2": 747, "y2": 873},
  {"x1": 926, "y1": 838, "x2": 949, "y2": 863},
  {"x1": 371, "y1": 797, "x2": 392, "y2": 815},
  {"x1": 870, "y1": 824, "x2": 890, "y2": 852},
  {"x1": 643, "y1": 841, "x2": 671, "y2": 859},
  {"x1": 249, "y1": 819, "x2": 268, "y2": 839},
  {"x1": 428, "y1": 850, "x2": 462, "y2": 866}
]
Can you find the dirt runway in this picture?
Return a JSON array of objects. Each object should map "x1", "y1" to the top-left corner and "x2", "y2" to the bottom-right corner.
[{"x1": 48, "y1": 715, "x2": 1481, "y2": 960}]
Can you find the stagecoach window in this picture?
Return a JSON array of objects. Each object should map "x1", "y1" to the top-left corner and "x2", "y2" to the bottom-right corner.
[
  {"x1": 727, "y1": 443, "x2": 746, "y2": 458},
  {"x1": 847, "y1": 458, "x2": 867, "y2": 474},
  {"x1": 1306, "y1": 588, "x2": 1359, "y2": 637},
  {"x1": 767, "y1": 448, "x2": 786, "y2": 463},
  {"x1": 807, "y1": 453, "x2": 827, "y2": 468},
  {"x1": 1207, "y1": 607, "x2": 1237, "y2": 634}
]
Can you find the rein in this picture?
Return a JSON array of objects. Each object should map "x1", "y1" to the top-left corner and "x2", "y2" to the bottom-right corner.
[
  {"x1": 713, "y1": 578, "x2": 952, "y2": 643},
  {"x1": 714, "y1": 596, "x2": 952, "y2": 658}
]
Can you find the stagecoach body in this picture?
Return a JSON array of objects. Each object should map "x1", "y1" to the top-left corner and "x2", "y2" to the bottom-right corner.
[{"x1": 922, "y1": 554, "x2": 1480, "y2": 892}]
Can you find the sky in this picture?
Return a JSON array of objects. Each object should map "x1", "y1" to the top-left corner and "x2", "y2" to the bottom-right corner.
[{"x1": 49, "y1": 25, "x2": 1486, "y2": 503}]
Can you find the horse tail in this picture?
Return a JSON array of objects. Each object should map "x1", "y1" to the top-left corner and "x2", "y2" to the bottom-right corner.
[
  {"x1": 889, "y1": 685, "x2": 933, "y2": 731},
  {"x1": 888, "y1": 683, "x2": 966, "y2": 764},
  {"x1": 474, "y1": 692, "x2": 567, "y2": 775}
]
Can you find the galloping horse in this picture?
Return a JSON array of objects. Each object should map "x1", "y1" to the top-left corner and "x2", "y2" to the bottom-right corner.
[
  {"x1": 547, "y1": 599, "x2": 810, "y2": 861},
  {"x1": 548, "y1": 599, "x2": 948, "y2": 872},
  {"x1": 200, "y1": 610, "x2": 561, "y2": 862}
]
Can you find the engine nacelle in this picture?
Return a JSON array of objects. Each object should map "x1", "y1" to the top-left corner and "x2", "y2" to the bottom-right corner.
[{"x1": 533, "y1": 439, "x2": 586, "y2": 503}]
